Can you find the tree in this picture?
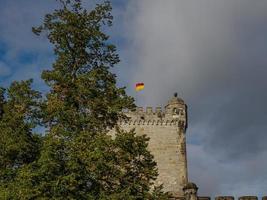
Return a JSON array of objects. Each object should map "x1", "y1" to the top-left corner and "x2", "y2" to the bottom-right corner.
[
  {"x1": 33, "y1": 0, "x2": 134, "y2": 135},
  {"x1": 0, "y1": 80, "x2": 41, "y2": 199},
  {"x1": 0, "y1": 0, "x2": 170, "y2": 199}
]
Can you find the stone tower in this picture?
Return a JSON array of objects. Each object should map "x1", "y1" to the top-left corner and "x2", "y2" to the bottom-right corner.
[{"x1": 115, "y1": 93, "x2": 189, "y2": 197}]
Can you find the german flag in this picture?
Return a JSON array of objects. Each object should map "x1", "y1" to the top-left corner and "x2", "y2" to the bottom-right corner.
[{"x1": 135, "y1": 82, "x2": 144, "y2": 91}]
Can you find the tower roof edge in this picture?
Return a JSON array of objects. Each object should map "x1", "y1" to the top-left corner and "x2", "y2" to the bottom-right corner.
[{"x1": 165, "y1": 93, "x2": 185, "y2": 108}]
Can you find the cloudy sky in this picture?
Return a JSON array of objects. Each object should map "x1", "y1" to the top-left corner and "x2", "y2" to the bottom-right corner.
[{"x1": 0, "y1": 0, "x2": 267, "y2": 197}]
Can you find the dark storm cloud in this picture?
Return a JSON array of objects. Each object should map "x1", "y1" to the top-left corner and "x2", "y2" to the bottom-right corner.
[{"x1": 120, "y1": 0, "x2": 267, "y2": 196}]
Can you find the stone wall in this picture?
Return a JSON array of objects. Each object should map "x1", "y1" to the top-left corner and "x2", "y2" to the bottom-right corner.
[
  {"x1": 198, "y1": 197, "x2": 267, "y2": 200},
  {"x1": 170, "y1": 196, "x2": 267, "y2": 200},
  {"x1": 110, "y1": 97, "x2": 188, "y2": 197}
]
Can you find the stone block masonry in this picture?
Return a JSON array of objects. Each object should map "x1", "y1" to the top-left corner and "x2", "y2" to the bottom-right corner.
[{"x1": 110, "y1": 94, "x2": 188, "y2": 197}]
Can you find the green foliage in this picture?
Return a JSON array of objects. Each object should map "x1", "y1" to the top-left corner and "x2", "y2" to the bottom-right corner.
[
  {"x1": 0, "y1": 80, "x2": 41, "y2": 199},
  {"x1": 33, "y1": 0, "x2": 134, "y2": 134},
  {"x1": 0, "y1": 80, "x2": 41, "y2": 169},
  {"x1": 0, "y1": 0, "x2": 170, "y2": 199}
]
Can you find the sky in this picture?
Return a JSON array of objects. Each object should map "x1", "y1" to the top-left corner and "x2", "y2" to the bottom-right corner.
[{"x1": 0, "y1": 0, "x2": 267, "y2": 197}]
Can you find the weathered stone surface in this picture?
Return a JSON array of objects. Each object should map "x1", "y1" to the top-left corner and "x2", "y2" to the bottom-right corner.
[
  {"x1": 109, "y1": 94, "x2": 188, "y2": 196},
  {"x1": 239, "y1": 196, "x2": 258, "y2": 200},
  {"x1": 215, "y1": 196, "x2": 234, "y2": 200},
  {"x1": 198, "y1": 196, "x2": 211, "y2": 200}
]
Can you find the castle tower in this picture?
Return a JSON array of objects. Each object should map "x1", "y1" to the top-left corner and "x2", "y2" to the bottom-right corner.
[
  {"x1": 115, "y1": 93, "x2": 189, "y2": 197},
  {"x1": 183, "y1": 182, "x2": 198, "y2": 200}
]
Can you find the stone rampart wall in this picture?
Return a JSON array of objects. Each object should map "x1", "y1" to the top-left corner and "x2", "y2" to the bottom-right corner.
[
  {"x1": 196, "y1": 196, "x2": 267, "y2": 200},
  {"x1": 171, "y1": 196, "x2": 267, "y2": 200}
]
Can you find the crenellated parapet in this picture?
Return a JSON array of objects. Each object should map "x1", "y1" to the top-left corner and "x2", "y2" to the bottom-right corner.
[
  {"x1": 198, "y1": 197, "x2": 211, "y2": 200},
  {"x1": 120, "y1": 105, "x2": 187, "y2": 129},
  {"x1": 193, "y1": 196, "x2": 267, "y2": 200},
  {"x1": 120, "y1": 93, "x2": 188, "y2": 130},
  {"x1": 168, "y1": 196, "x2": 267, "y2": 200},
  {"x1": 179, "y1": 183, "x2": 267, "y2": 200},
  {"x1": 118, "y1": 117, "x2": 185, "y2": 127},
  {"x1": 215, "y1": 196, "x2": 234, "y2": 200}
]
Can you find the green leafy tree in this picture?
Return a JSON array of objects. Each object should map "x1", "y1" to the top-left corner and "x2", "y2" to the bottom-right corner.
[
  {"x1": 1, "y1": 0, "x2": 170, "y2": 199},
  {"x1": 0, "y1": 80, "x2": 41, "y2": 199}
]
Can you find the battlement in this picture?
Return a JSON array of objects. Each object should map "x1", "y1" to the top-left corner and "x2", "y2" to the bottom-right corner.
[
  {"x1": 196, "y1": 196, "x2": 267, "y2": 200},
  {"x1": 120, "y1": 94, "x2": 188, "y2": 128},
  {"x1": 171, "y1": 196, "x2": 267, "y2": 200},
  {"x1": 120, "y1": 106, "x2": 187, "y2": 128},
  {"x1": 179, "y1": 182, "x2": 267, "y2": 200},
  {"x1": 124, "y1": 106, "x2": 185, "y2": 114},
  {"x1": 118, "y1": 117, "x2": 185, "y2": 126}
]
